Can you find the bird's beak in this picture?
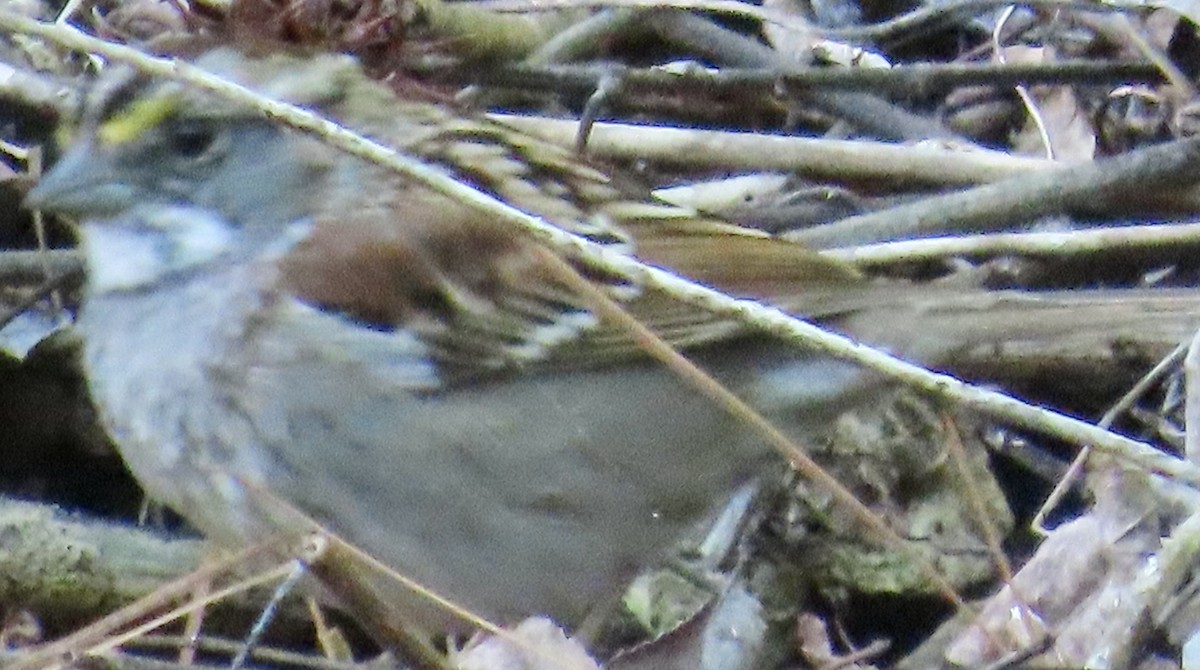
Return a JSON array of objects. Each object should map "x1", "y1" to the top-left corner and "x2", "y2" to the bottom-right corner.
[{"x1": 25, "y1": 142, "x2": 136, "y2": 218}]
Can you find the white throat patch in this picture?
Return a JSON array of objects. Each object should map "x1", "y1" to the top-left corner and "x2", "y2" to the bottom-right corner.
[{"x1": 84, "y1": 205, "x2": 237, "y2": 293}]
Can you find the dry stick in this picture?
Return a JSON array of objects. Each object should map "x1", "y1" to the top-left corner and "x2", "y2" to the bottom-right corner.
[
  {"x1": 467, "y1": 60, "x2": 1163, "y2": 97},
  {"x1": 645, "y1": 10, "x2": 956, "y2": 141},
  {"x1": 6, "y1": 15, "x2": 1200, "y2": 492},
  {"x1": 942, "y1": 416, "x2": 1013, "y2": 582},
  {"x1": 306, "y1": 600, "x2": 349, "y2": 664},
  {"x1": 823, "y1": 223, "x2": 1200, "y2": 266},
  {"x1": 938, "y1": 414, "x2": 1051, "y2": 669},
  {"x1": 177, "y1": 577, "x2": 208, "y2": 666},
  {"x1": 1033, "y1": 341, "x2": 1191, "y2": 534},
  {"x1": 995, "y1": 8, "x2": 1054, "y2": 161},
  {"x1": 495, "y1": 114, "x2": 1051, "y2": 184},
  {"x1": 87, "y1": 557, "x2": 307, "y2": 660},
  {"x1": 786, "y1": 133, "x2": 1200, "y2": 248},
  {"x1": 23, "y1": 146, "x2": 68, "y2": 318},
  {"x1": 7, "y1": 540, "x2": 290, "y2": 670},
  {"x1": 124, "y1": 634, "x2": 360, "y2": 670},
  {"x1": 1187, "y1": 332, "x2": 1200, "y2": 464}
]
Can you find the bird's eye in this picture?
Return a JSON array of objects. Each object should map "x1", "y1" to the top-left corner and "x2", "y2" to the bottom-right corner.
[{"x1": 167, "y1": 122, "x2": 217, "y2": 160}]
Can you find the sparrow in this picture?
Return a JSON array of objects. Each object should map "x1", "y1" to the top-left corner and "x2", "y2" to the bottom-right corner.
[
  {"x1": 26, "y1": 47, "x2": 1193, "y2": 651},
  {"x1": 24, "y1": 48, "x2": 891, "y2": 637}
]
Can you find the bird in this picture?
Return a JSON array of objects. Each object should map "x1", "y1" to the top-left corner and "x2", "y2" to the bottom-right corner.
[
  {"x1": 25, "y1": 47, "x2": 1190, "y2": 652},
  {"x1": 24, "y1": 47, "x2": 896, "y2": 637}
]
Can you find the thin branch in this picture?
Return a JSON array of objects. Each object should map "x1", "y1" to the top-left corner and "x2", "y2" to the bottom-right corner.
[
  {"x1": 822, "y1": 222, "x2": 1200, "y2": 266},
  {"x1": 786, "y1": 134, "x2": 1200, "y2": 247},
  {"x1": 459, "y1": 59, "x2": 1163, "y2": 98},
  {"x1": 495, "y1": 113, "x2": 1053, "y2": 184}
]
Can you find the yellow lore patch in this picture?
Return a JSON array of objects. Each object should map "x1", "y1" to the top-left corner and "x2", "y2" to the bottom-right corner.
[{"x1": 97, "y1": 93, "x2": 178, "y2": 146}]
